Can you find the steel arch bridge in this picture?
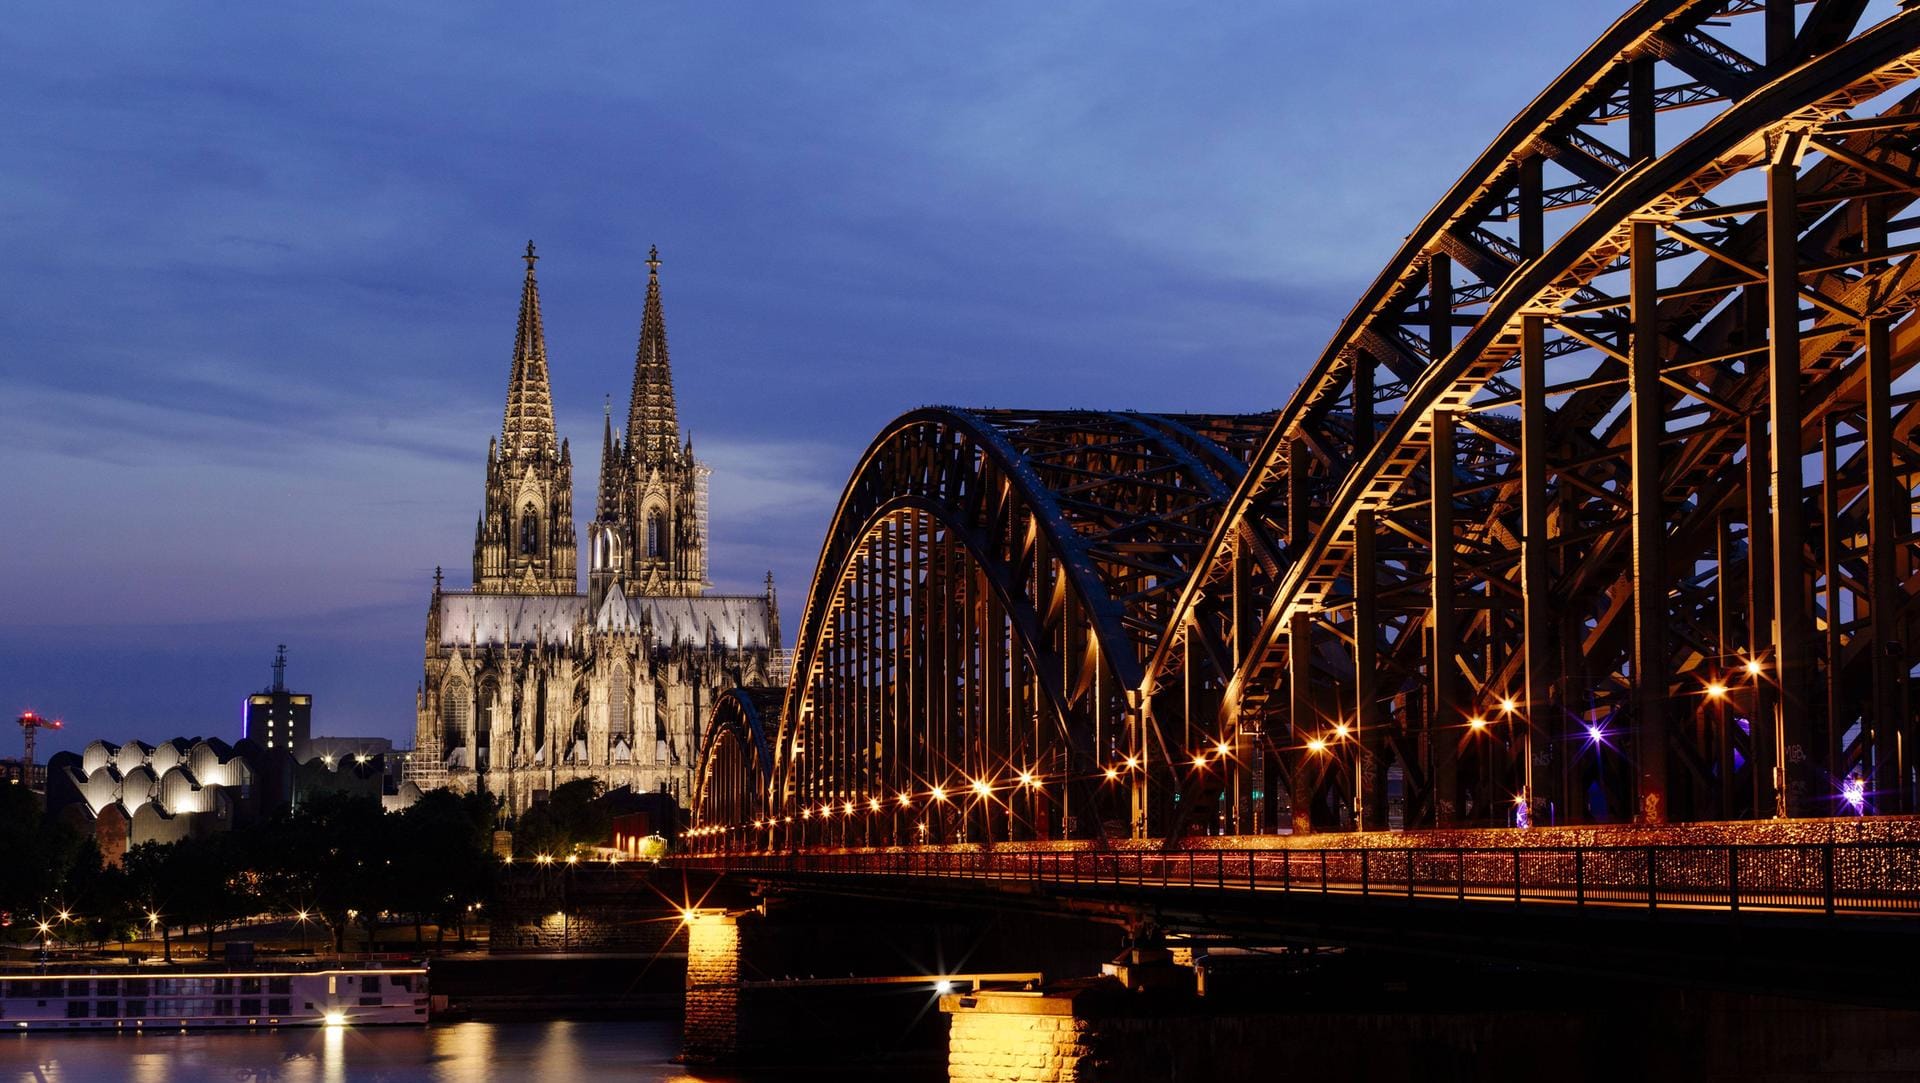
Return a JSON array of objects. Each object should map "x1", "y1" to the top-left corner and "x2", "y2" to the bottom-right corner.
[{"x1": 690, "y1": 0, "x2": 1920, "y2": 855}]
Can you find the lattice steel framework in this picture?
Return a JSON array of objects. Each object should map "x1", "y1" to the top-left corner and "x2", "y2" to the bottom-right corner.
[
  {"x1": 1149, "y1": 0, "x2": 1920, "y2": 836},
  {"x1": 731, "y1": 409, "x2": 1270, "y2": 850},
  {"x1": 689, "y1": 687, "x2": 781, "y2": 852},
  {"x1": 691, "y1": 0, "x2": 1920, "y2": 849}
]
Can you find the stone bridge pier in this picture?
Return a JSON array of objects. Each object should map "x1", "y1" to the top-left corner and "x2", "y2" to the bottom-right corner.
[{"x1": 678, "y1": 893, "x2": 1122, "y2": 1065}]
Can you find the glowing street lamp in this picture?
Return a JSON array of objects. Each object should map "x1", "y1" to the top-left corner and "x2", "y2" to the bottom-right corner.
[
  {"x1": 1842, "y1": 775, "x2": 1867, "y2": 815},
  {"x1": 868, "y1": 797, "x2": 882, "y2": 812},
  {"x1": 1123, "y1": 756, "x2": 1140, "y2": 771},
  {"x1": 970, "y1": 778, "x2": 993, "y2": 799},
  {"x1": 1704, "y1": 682, "x2": 1728, "y2": 699},
  {"x1": 897, "y1": 792, "x2": 913, "y2": 808},
  {"x1": 1467, "y1": 717, "x2": 1488, "y2": 731},
  {"x1": 1104, "y1": 767, "x2": 1120, "y2": 781},
  {"x1": 929, "y1": 786, "x2": 948, "y2": 804},
  {"x1": 1214, "y1": 741, "x2": 1232, "y2": 758},
  {"x1": 1191, "y1": 753, "x2": 1209, "y2": 769},
  {"x1": 1305, "y1": 738, "x2": 1327, "y2": 755}
]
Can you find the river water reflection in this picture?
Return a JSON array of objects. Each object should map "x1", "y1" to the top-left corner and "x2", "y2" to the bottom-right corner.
[{"x1": 0, "y1": 1019, "x2": 922, "y2": 1083}]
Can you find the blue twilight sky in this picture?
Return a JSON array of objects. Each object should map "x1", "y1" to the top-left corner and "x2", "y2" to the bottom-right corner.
[{"x1": 1, "y1": 1, "x2": 1615, "y2": 755}]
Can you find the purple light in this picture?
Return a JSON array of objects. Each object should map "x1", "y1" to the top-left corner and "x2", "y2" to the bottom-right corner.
[
  {"x1": 1584, "y1": 723, "x2": 1608, "y2": 748},
  {"x1": 1842, "y1": 776, "x2": 1867, "y2": 815}
]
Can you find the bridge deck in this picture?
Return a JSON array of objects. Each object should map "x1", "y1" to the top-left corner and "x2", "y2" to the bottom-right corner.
[{"x1": 674, "y1": 838, "x2": 1920, "y2": 920}]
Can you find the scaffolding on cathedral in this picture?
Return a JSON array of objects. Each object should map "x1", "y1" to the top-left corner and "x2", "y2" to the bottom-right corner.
[{"x1": 402, "y1": 727, "x2": 447, "y2": 792}]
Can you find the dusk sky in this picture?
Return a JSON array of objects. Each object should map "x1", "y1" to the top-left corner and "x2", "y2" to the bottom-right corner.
[{"x1": 3, "y1": 1, "x2": 1613, "y2": 755}]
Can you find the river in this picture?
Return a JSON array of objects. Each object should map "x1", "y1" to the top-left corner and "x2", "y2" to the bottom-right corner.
[{"x1": 0, "y1": 1019, "x2": 934, "y2": 1083}]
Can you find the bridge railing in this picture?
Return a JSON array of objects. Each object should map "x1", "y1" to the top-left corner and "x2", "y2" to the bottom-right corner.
[{"x1": 673, "y1": 842, "x2": 1920, "y2": 917}]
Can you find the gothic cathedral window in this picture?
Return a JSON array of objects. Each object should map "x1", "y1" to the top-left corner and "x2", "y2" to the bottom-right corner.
[
  {"x1": 520, "y1": 506, "x2": 540, "y2": 555},
  {"x1": 441, "y1": 679, "x2": 471, "y2": 752},
  {"x1": 646, "y1": 511, "x2": 663, "y2": 558}
]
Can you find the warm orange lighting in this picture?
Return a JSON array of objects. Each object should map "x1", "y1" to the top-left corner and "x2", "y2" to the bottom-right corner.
[
  {"x1": 868, "y1": 797, "x2": 882, "y2": 812},
  {"x1": 898, "y1": 792, "x2": 913, "y2": 808},
  {"x1": 1306, "y1": 738, "x2": 1327, "y2": 754},
  {"x1": 801, "y1": 807, "x2": 813, "y2": 819},
  {"x1": 1468, "y1": 717, "x2": 1488, "y2": 730},
  {"x1": 1215, "y1": 741, "x2": 1232, "y2": 757},
  {"x1": 1018, "y1": 771, "x2": 1035, "y2": 788},
  {"x1": 930, "y1": 786, "x2": 948, "y2": 803},
  {"x1": 1332, "y1": 723, "x2": 1350, "y2": 740},
  {"x1": 680, "y1": 908, "x2": 697, "y2": 923},
  {"x1": 1192, "y1": 754, "x2": 1209, "y2": 768},
  {"x1": 1705, "y1": 682, "x2": 1728, "y2": 699},
  {"x1": 1500, "y1": 696, "x2": 1517, "y2": 713},
  {"x1": 971, "y1": 778, "x2": 993, "y2": 797},
  {"x1": 1104, "y1": 767, "x2": 1120, "y2": 781},
  {"x1": 1745, "y1": 659, "x2": 1765, "y2": 676},
  {"x1": 1123, "y1": 756, "x2": 1139, "y2": 771},
  {"x1": 535, "y1": 854, "x2": 553, "y2": 865},
  {"x1": 565, "y1": 854, "x2": 578, "y2": 865},
  {"x1": 842, "y1": 800, "x2": 855, "y2": 816}
]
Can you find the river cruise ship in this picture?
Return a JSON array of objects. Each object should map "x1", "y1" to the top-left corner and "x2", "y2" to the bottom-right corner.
[{"x1": 0, "y1": 964, "x2": 428, "y2": 1031}]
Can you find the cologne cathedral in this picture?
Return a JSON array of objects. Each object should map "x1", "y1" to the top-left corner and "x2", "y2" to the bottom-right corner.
[{"x1": 414, "y1": 244, "x2": 782, "y2": 814}]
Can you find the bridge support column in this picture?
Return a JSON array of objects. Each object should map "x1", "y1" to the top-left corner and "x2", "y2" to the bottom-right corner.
[
  {"x1": 1767, "y1": 132, "x2": 1814, "y2": 818},
  {"x1": 681, "y1": 910, "x2": 742, "y2": 1063}
]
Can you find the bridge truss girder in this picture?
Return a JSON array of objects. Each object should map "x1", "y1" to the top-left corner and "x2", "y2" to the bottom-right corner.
[
  {"x1": 690, "y1": 687, "x2": 782, "y2": 851},
  {"x1": 1148, "y1": 0, "x2": 1920, "y2": 834},
  {"x1": 752, "y1": 409, "x2": 1268, "y2": 850}
]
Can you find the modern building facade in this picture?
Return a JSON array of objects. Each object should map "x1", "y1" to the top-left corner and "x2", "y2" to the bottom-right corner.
[
  {"x1": 44, "y1": 736, "x2": 418, "y2": 865},
  {"x1": 414, "y1": 245, "x2": 782, "y2": 814},
  {"x1": 242, "y1": 645, "x2": 312, "y2": 759}
]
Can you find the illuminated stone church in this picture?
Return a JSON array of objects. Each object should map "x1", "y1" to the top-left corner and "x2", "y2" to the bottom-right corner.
[{"x1": 414, "y1": 244, "x2": 782, "y2": 814}]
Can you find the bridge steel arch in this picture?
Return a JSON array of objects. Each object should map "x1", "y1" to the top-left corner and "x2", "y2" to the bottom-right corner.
[
  {"x1": 1147, "y1": 0, "x2": 1920, "y2": 836},
  {"x1": 744, "y1": 409, "x2": 1269, "y2": 850},
  {"x1": 689, "y1": 687, "x2": 782, "y2": 853}
]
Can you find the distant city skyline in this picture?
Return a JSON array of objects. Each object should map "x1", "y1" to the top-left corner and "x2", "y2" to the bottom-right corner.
[{"x1": 2, "y1": 1, "x2": 1613, "y2": 754}]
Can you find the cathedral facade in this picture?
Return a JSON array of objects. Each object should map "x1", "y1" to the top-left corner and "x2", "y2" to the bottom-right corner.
[{"x1": 414, "y1": 244, "x2": 781, "y2": 814}]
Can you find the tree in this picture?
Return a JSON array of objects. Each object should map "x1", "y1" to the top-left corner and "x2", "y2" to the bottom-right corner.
[
  {"x1": 512, "y1": 778, "x2": 612, "y2": 857},
  {"x1": 389, "y1": 788, "x2": 496, "y2": 943},
  {"x1": 254, "y1": 791, "x2": 390, "y2": 952},
  {"x1": 0, "y1": 786, "x2": 102, "y2": 945}
]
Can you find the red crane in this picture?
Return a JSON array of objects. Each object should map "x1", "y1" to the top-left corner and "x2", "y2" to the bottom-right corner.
[{"x1": 17, "y1": 711, "x2": 62, "y2": 773}]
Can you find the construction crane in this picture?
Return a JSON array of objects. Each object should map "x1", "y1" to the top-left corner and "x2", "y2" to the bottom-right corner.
[{"x1": 17, "y1": 711, "x2": 62, "y2": 779}]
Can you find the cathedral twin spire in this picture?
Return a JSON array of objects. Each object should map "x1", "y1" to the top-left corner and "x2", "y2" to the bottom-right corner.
[
  {"x1": 628, "y1": 246, "x2": 681, "y2": 463},
  {"x1": 502, "y1": 242, "x2": 558, "y2": 462},
  {"x1": 477, "y1": 241, "x2": 703, "y2": 600}
]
